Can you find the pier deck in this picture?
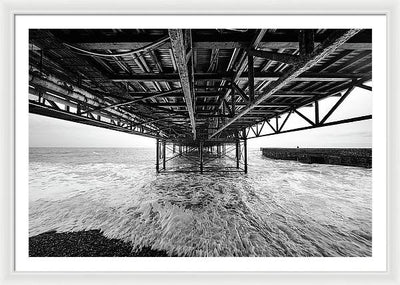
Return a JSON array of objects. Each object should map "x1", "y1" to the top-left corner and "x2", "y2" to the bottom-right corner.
[{"x1": 28, "y1": 28, "x2": 372, "y2": 172}]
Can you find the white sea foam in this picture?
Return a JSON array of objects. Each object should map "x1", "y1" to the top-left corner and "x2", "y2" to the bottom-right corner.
[{"x1": 29, "y1": 148, "x2": 372, "y2": 257}]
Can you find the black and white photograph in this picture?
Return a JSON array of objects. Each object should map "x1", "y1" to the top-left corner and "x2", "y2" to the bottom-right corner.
[
  {"x1": 10, "y1": 14, "x2": 388, "y2": 273},
  {"x1": 27, "y1": 27, "x2": 375, "y2": 257}
]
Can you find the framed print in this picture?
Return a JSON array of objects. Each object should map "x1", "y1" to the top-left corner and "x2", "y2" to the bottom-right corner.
[{"x1": 1, "y1": 0, "x2": 400, "y2": 284}]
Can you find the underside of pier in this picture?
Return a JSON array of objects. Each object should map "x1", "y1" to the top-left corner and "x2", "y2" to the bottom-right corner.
[{"x1": 29, "y1": 28, "x2": 372, "y2": 173}]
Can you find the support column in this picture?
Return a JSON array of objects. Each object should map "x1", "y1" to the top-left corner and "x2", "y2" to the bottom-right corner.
[
  {"x1": 200, "y1": 141, "x2": 204, "y2": 174},
  {"x1": 236, "y1": 140, "x2": 240, "y2": 169},
  {"x1": 244, "y1": 138, "x2": 248, "y2": 174},
  {"x1": 315, "y1": 100, "x2": 319, "y2": 125},
  {"x1": 162, "y1": 141, "x2": 166, "y2": 170},
  {"x1": 248, "y1": 54, "x2": 255, "y2": 102},
  {"x1": 179, "y1": 145, "x2": 182, "y2": 156},
  {"x1": 156, "y1": 138, "x2": 160, "y2": 173}
]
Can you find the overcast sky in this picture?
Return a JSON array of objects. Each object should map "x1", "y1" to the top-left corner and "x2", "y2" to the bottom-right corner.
[{"x1": 29, "y1": 88, "x2": 372, "y2": 148}]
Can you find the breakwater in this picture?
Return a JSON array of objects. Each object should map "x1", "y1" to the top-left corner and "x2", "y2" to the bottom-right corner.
[{"x1": 260, "y1": 148, "x2": 372, "y2": 168}]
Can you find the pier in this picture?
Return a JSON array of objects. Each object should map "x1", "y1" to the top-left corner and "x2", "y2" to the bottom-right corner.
[
  {"x1": 261, "y1": 148, "x2": 372, "y2": 168},
  {"x1": 28, "y1": 29, "x2": 372, "y2": 172}
]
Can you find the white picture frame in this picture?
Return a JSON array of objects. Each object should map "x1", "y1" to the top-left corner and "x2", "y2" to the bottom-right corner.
[{"x1": 1, "y1": 0, "x2": 399, "y2": 284}]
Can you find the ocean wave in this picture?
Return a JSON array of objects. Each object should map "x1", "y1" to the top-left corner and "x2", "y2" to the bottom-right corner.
[{"x1": 29, "y1": 148, "x2": 372, "y2": 257}]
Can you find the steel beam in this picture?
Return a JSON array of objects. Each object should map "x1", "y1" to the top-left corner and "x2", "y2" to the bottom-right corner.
[
  {"x1": 216, "y1": 30, "x2": 267, "y2": 112},
  {"x1": 162, "y1": 141, "x2": 166, "y2": 170},
  {"x1": 314, "y1": 100, "x2": 319, "y2": 125},
  {"x1": 168, "y1": 29, "x2": 197, "y2": 139},
  {"x1": 73, "y1": 40, "x2": 371, "y2": 51},
  {"x1": 244, "y1": 138, "x2": 248, "y2": 174},
  {"x1": 236, "y1": 139, "x2": 240, "y2": 168},
  {"x1": 111, "y1": 72, "x2": 366, "y2": 82},
  {"x1": 156, "y1": 138, "x2": 160, "y2": 172},
  {"x1": 299, "y1": 29, "x2": 315, "y2": 55},
  {"x1": 80, "y1": 88, "x2": 182, "y2": 115},
  {"x1": 320, "y1": 87, "x2": 355, "y2": 124},
  {"x1": 29, "y1": 100, "x2": 162, "y2": 139},
  {"x1": 210, "y1": 29, "x2": 361, "y2": 139},
  {"x1": 248, "y1": 54, "x2": 255, "y2": 101},
  {"x1": 200, "y1": 141, "x2": 204, "y2": 174},
  {"x1": 249, "y1": 50, "x2": 300, "y2": 65},
  {"x1": 247, "y1": 115, "x2": 372, "y2": 139}
]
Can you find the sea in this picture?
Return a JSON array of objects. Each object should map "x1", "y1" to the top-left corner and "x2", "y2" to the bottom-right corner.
[{"x1": 29, "y1": 147, "x2": 372, "y2": 257}]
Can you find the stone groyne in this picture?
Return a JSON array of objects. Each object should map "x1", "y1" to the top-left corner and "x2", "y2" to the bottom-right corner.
[{"x1": 260, "y1": 148, "x2": 372, "y2": 168}]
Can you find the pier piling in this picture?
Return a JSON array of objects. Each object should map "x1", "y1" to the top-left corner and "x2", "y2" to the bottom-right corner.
[
  {"x1": 200, "y1": 141, "x2": 204, "y2": 174},
  {"x1": 156, "y1": 139, "x2": 160, "y2": 173}
]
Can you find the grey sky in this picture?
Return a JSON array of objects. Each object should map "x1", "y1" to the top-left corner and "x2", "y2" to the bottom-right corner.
[{"x1": 29, "y1": 88, "x2": 372, "y2": 148}]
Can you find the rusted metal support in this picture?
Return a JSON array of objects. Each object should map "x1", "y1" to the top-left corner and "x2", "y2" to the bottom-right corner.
[
  {"x1": 248, "y1": 53, "x2": 255, "y2": 102},
  {"x1": 236, "y1": 139, "x2": 240, "y2": 169},
  {"x1": 299, "y1": 29, "x2": 315, "y2": 56},
  {"x1": 215, "y1": 29, "x2": 267, "y2": 113},
  {"x1": 210, "y1": 29, "x2": 361, "y2": 139},
  {"x1": 320, "y1": 87, "x2": 355, "y2": 124},
  {"x1": 231, "y1": 83, "x2": 250, "y2": 104},
  {"x1": 355, "y1": 82, "x2": 372, "y2": 91},
  {"x1": 244, "y1": 138, "x2": 248, "y2": 174},
  {"x1": 162, "y1": 141, "x2": 166, "y2": 170},
  {"x1": 315, "y1": 100, "x2": 320, "y2": 125},
  {"x1": 168, "y1": 29, "x2": 197, "y2": 139},
  {"x1": 156, "y1": 138, "x2": 160, "y2": 173},
  {"x1": 278, "y1": 111, "x2": 291, "y2": 132},
  {"x1": 72, "y1": 38, "x2": 371, "y2": 51},
  {"x1": 294, "y1": 109, "x2": 315, "y2": 126},
  {"x1": 111, "y1": 72, "x2": 367, "y2": 82},
  {"x1": 80, "y1": 88, "x2": 182, "y2": 115},
  {"x1": 231, "y1": 93, "x2": 236, "y2": 115},
  {"x1": 250, "y1": 50, "x2": 300, "y2": 65},
  {"x1": 247, "y1": 114, "x2": 372, "y2": 139},
  {"x1": 199, "y1": 141, "x2": 204, "y2": 174}
]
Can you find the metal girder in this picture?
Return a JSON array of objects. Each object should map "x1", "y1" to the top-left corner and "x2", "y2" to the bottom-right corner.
[
  {"x1": 294, "y1": 109, "x2": 315, "y2": 126},
  {"x1": 29, "y1": 29, "x2": 373, "y2": 147},
  {"x1": 355, "y1": 82, "x2": 372, "y2": 91},
  {"x1": 249, "y1": 50, "x2": 301, "y2": 65},
  {"x1": 29, "y1": 74, "x2": 192, "y2": 137},
  {"x1": 237, "y1": 75, "x2": 371, "y2": 135},
  {"x1": 142, "y1": 102, "x2": 290, "y2": 108},
  {"x1": 231, "y1": 82, "x2": 250, "y2": 103},
  {"x1": 247, "y1": 115, "x2": 372, "y2": 139},
  {"x1": 29, "y1": 74, "x2": 141, "y2": 124},
  {"x1": 72, "y1": 34, "x2": 371, "y2": 50},
  {"x1": 320, "y1": 86, "x2": 355, "y2": 124},
  {"x1": 299, "y1": 29, "x2": 315, "y2": 55},
  {"x1": 126, "y1": 90, "x2": 327, "y2": 99},
  {"x1": 80, "y1": 88, "x2": 182, "y2": 115},
  {"x1": 29, "y1": 101, "x2": 162, "y2": 139},
  {"x1": 209, "y1": 29, "x2": 362, "y2": 139},
  {"x1": 111, "y1": 72, "x2": 368, "y2": 82},
  {"x1": 215, "y1": 30, "x2": 267, "y2": 111},
  {"x1": 169, "y1": 29, "x2": 197, "y2": 139}
]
